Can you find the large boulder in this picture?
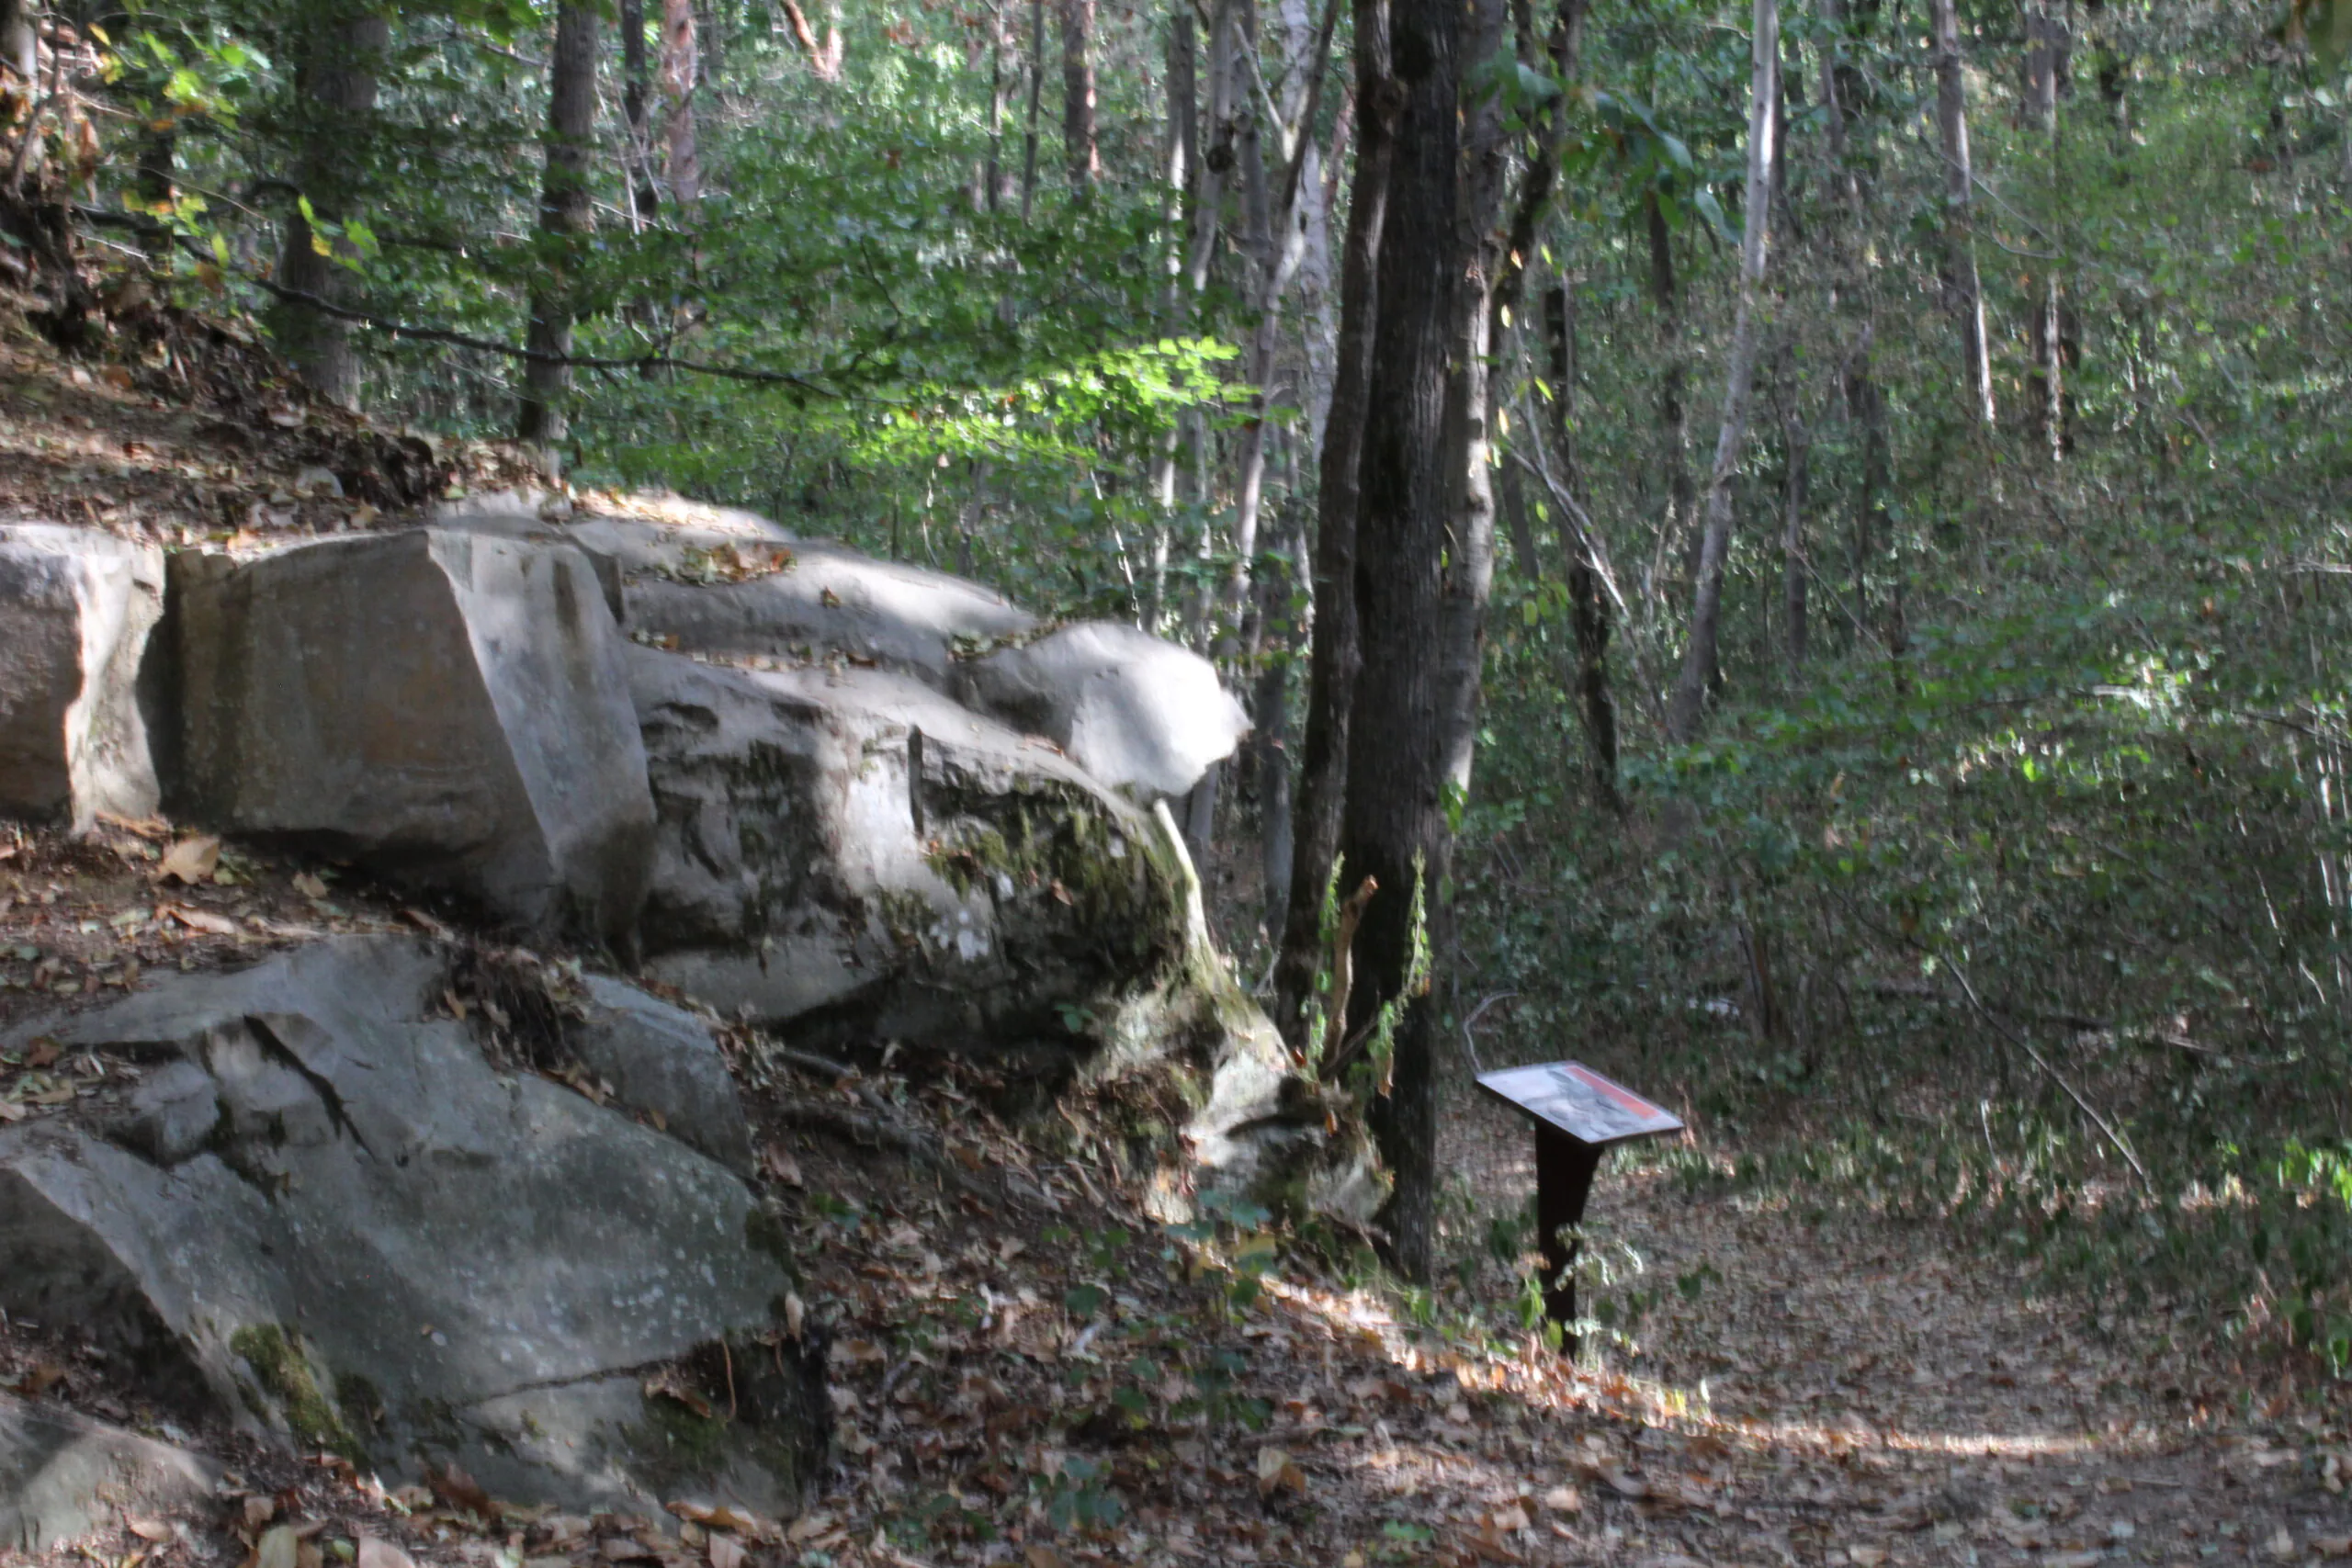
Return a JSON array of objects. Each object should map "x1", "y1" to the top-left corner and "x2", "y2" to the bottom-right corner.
[
  {"x1": 0, "y1": 1392, "x2": 219, "y2": 1553},
  {"x1": 957, "y1": 622, "x2": 1250, "y2": 802},
  {"x1": 0, "y1": 938, "x2": 822, "y2": 1513},
  {"x1": 164, "y1": 530, "x2": 654, "y2": 946},
  {"x1": 0, "y1": 525, "x2": 164, "y2": 829},
  {"x1": 628, "y1": 647, "x2": 1188, "y2": 1059}
]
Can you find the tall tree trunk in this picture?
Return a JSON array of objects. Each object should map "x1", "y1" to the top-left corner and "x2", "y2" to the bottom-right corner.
[
  {"x1": 518, "y1": 1, "x2": 601, "y2": 453},
  {"x1": 620, "y1": 0, "x2": 659, "y2": 224},
  {"x1": 1272, "y1": 0, "x2": 1393, "y2": 1055},
  {"x1": 2023, "y1": 0, "x2": 2067, "y2": 457},
  {"x1": 1150, "y1": 2, "x2": 1198, "y2": 622},
  {"x1": 1779, "y1": 378, "x2": 1809, "y2": 673},
  {"x1": 0, "y1": 0, "x2": 33, "y2": 85},
  {"x1": 1543, "y1": 280, "x2": 1620, "y2": 804},
  {"x1": 1059, "y1": 0, "x2": 1097, "y2": 194},
  {"x1": 661, "y1": 0, "x2": 700, "y2": 210},
  {"x1": 1340, "y1": 0, "x2": 1464, "y2": 1284},
  {"x1": 267, "y1": 9, "x2": 388, "y2": 410},
  {"x1": 1665, "y1": 0, "x2": 1779, "y2": 744},
  {"x1": 1224, "y1": 0, "x2": 1340, "y2": 660},
  {"x1": 1431, "y1": 0, "x2": 1510, "y2": 802},
  {"x1": 1644, "y1": 190, "x2": 1695, "y2": 605},
  {"x1": 985, "y1": 0, "x2": 1012, "y2": 209},
  {"x1": 1931, "y1": 0, "x2": 1993, "y2": 426},
  {"x1": 1254, "y1": 531, "x2": 1301, "y2": 940},
  {"x1": 1020, "y1": 0, "x2": 1046, "y2": 218}
]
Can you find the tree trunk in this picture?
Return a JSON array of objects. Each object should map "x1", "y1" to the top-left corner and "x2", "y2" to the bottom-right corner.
[
  {"x1": 1645, "y1": 190, "x2": 1695, "y2": 605},
  {"x1": 1, "y1": 0, "x2": 33, "y2": 85},
  {"x1": 662, "y1": 0, "x2": 700, "y2": 210},
  {"x1": 1779, "y1": 379, "x2": 1809, "y2": 674},
  {"x1": 620, "y1": 0, "x2": 659, "y2": 224},
  {"x1": 1272, "y1": 0, "x2": 1393, "y2": 1055},
  {"x1": 1060, "y1": 0, "x2": 1097, "y2": 194},
  {"x1": 2023, "y1": 0, "x2": 2067, "y2": 457},
  {"x1": 1253, "y1": 533, "x2": 1300, "y2": 940},
  {"x1": 1931, "y1": 0, "x2": 1993, "y2": 426},
  {"x1": 1543, "y1": 281, "x2": 1620, "y2": 805},
  {"x1": 1150, "y1": 2, "x2": 1197, "y2": 602},
  {"x1": 1665, "y1": 0, "x2": 1778, "y2": 744},
  {"x1": 1020, "y1": 0, "x2": 1046, "y2": 218},
  {"x1": 267, "y1": 9, "x2": 388, "y2": 410},
  {"x1": 518, "y1": 1, "x2": 601, "y2": 453},
  {"x1": 985, "y1": 0, "x2": 1012, "y2": 209},
  {"x1": 1340, "y1": 0, "x2": 1464, "y2": 1284},
  {"x1": 1431, "y1": 0, "x2": 1510, "y2": 803}
]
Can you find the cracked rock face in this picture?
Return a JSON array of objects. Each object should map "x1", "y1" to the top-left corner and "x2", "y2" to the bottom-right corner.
[
  {"x1": 0, "y1": 938, "x2": 821, "y2": 1514},
  {"x1": 163, "y1": 529, "x2": 654, "y2": 946},
  {"x1": 0, "y1": 524, "x2": 164, "y2": 830},
  {"x1": 628, "y1": 647, "x2": 1191, "y2": 1059}
]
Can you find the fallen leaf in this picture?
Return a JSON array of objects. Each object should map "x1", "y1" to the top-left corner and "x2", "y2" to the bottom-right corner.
[
  {"x1": 164, "y1": 904, "x2": 238, "y2": 935},
  {"x1": 2274, "y1": 1529, "x2": 2301, "y2": 1562},
  {"x1": 254, "y1": 1525, "x2": 300, "y2": 1568},
  {"x1": 1256, "y1": 1444, "x2": 1306, "y2": 1499},
  {"x1": 1849, "y1": 1548, "x2": 1889, "y2": 1568},
  {"x1": 242, "y1": 1495, "x2": 277, "y2": 1529},
  {"x1": 2044, "y1": 1552, "x2": 2103, "y2": 1568},
  {"x1": 1541, "y1": 1485, "x2": 1581, "y2": 1514},
  {"x1": 23, "y1": 1041, "x2": 57, "y2": 1068},
  {"x1": 2312, "y1": 1539, "x2": 2352, "y2": 1559},
  {"x1": 292, "y1": 872, "x2": 329, "y2": 899},
  {"x1": 1024, "y1": 1548, "x2": 1068, "y2": 1568},
  {"x1": 1493, "y1": 1504, "x2": 1531, "y2": 1532},
  {"x1": 0, "y1": 1100, "x2": 23, "y2": 1123},
  {"x1": 127, "y1": 1518, "x2": 174, "y2": 1543},
  {"x1": 707, "y1": 1539, "x2": 745, "y2": 1568},
  {"x1": 426, "y1": 1461, "x2": 496, "y2": 1523},
  {"x1": 156, "y1": 834, "x2": 220, "y2": 885}
]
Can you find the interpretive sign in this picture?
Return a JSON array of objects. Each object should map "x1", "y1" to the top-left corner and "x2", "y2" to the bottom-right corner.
[{"x1": 1476, "y1": 1061, "x2": 1685, "y2": 1348}]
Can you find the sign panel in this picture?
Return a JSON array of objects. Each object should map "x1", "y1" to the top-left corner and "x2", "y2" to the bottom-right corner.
[{"x1": 1476, "y1": 1060, "x2": 1683, "y2": 1147}]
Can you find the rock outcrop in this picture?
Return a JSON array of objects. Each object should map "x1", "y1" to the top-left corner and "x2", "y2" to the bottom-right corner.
[
  {"x1": 957, "y1": 622, "x2": 1251, "y2": 802},
  {"x1": 0, "y1": 1392, "x2": 219, "y2": 1553},
  {"x1": 628, "y1": 647, "x2": 1188, "y2": 1060},
  {"x1": 0, "y1": 524, "x2": 164, "y2": 829},
  {"x1": 164, "y1": 530, "x2": 654, "y2": 945},
  {"x1": 0, "y1": 938, "x2": 821, "y2": 1513}
]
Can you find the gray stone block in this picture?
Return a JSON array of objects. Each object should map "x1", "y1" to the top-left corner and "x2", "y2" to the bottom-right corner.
[
  {"x1": 0, "y1": 525, "x2": 164, "y2": 829},
  {"x1": 168, "y1": 530, "x2": 653, "y2": 945},
  {"x1": 0, "y1": 1392, "x2": 218, "y2": 1553}
]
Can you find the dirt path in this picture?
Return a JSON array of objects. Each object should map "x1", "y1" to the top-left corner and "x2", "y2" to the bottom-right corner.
[{"x1": 1420, "y1": 1089, "x2": 2352, "y2": 1568}]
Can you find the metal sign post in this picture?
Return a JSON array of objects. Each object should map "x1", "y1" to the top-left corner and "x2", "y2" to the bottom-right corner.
[{"x1": 1476, "y1": 1061, "x2": 1684, "y2": 1350}]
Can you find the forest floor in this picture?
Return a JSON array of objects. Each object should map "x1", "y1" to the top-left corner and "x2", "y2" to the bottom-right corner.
[{"x1": 3, "y1": 306, "x2": 2351, "y2": 1568}]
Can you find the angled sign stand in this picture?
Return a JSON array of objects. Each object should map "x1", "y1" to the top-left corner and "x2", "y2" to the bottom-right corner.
[{"x1": 1476, "y1": 1062, "x2": 1685, "y2": 1350}]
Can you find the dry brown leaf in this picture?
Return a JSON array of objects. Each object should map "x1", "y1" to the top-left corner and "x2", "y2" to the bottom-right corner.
[
  {"x1": 253, "y1": 1525, "x2": 300, "y2": 1568},
  {"x1": 291, "y1": 872, "x2": 329, "y2": 899},
  {"x1": 1255, "y1": 1445, "x2": 1306, "y2": 1499},
  {"x1": 1541, "y1": 1485, "x2": 1582, "y2": 1514},
  {"x1": 1023, "y1": 1548, "x2": 1068, "y2": 1568},
  {"x1": 241, "y1": 1495, "x2": 276, "y2": 1529},
  {"x1": 164, "y1": 903, "x2": 238, "y2": 935},
  {"x1": 1849, "y1": 1548, "x2": 1889, "y2": 1567},
  {"x1": 126, "y1": 1517, "x2": 174, "y2": 1543},
  {"x1": 156, "y1": 834, "x2": 220, "y2": 885},
  {"x1": 0, "y1": 1100, "x2": 22, "y2": 1123}
]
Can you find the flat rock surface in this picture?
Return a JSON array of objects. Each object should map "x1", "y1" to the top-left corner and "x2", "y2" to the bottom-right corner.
[
  {"x1": 0, "y1": 1391, "x2": 218, "y2": 1554},
  {"x1": 0, "y1": 937, "x2": 811, "y2": 1512}
]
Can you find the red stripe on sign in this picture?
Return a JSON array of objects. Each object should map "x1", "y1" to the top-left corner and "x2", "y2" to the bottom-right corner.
[{"x1": 1566, "y1": 1063, "x2": 1663, "y2": 1119}]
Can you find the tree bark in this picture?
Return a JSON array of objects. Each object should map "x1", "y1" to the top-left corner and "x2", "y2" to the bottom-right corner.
[
  {"x1": 1779, "y1": 378, "x2": 1809, "y2": 673},
  {"x1": 2023, "y1": 0, "x2": 2067, "y2": 456},
  {"x1": 1665, "y1": 0, "x2": 1778, "y2": 744},
  {"x1": 518, "y1": 0, "x2": 601, "y2": 452},
  {"x1": 1272, "y1": 0, "x2": 1393, "y2": 1055},
  {"x1": 1020, "y1": 0, "x2": 1046, "y2": 218},
  {"x1": 1149, "y1": 1, "x2": 1197, "y2": 607},
  {"x1": 1931, "y1": 0, "x2": 1993, "y2": 426},
  {"x1": 1430, "y1": 0, "x2": 1510, "y2": 803},
  {"x1": 620, "y1": 0, "x2": 659, "y2": 224},
  {"x1": 1644, "y1": 189, "x2": 1695, "y2": 604},
  {"x1": 0, "y1": 0, "x2": 33, "y2": 85},
  {"x1": 1060, "y1": 0, "x2": 1097, "y2": 194},
  {"x1": 267, "y1": 9, "x2": 388, "y2": 410},
  {"x1": 1340, "y1": 0, "x2": 1464, "y2": 1284},
  {"x1": 1542, "y1": 280, "x2": 1620, "y2": 805},
  {"x1": 662, "y1": 0, "x2": 701, "y2": 211}
]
